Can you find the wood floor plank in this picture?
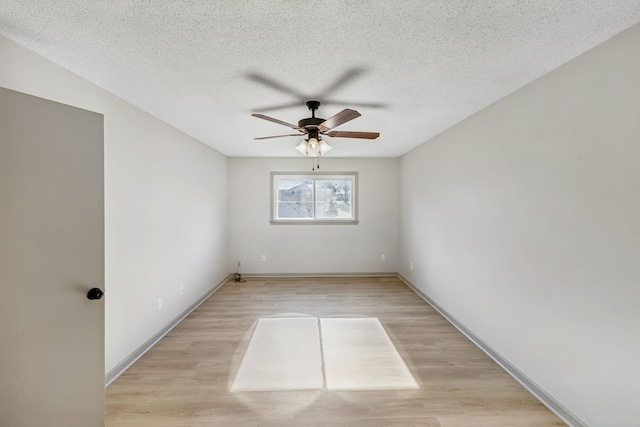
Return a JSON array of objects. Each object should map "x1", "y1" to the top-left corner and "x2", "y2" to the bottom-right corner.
[{"x1": 106, "y1": 276, "x2": 564, "y2": 426}]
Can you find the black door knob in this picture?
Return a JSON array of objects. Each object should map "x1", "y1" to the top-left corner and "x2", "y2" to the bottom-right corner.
[{"x1": 87, "y1": 288, "x2": 104, "y2": 300}]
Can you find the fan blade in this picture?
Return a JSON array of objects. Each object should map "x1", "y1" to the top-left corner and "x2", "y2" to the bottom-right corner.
[
  {"x1": 318, "y1": 109, "x2": 361, "y2": 132},
  {"x1": 325, "y1": 131, "x2": 380, "y2": 140},
  {"x1": 254, "y1": 133, "x2": 303, "y2": 140},
  {"x1": 252, "y1": 113, "x2": 302, "y2": 130}
]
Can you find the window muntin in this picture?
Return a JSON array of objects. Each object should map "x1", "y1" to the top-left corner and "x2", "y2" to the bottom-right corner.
[{"x1": 271, "y1": 173, "x2": 357, "y2": 224}]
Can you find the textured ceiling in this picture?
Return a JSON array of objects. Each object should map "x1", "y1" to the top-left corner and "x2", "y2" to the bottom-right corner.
[{"x1": 1, "y1": 1, "x2": 639, "y2": 157}]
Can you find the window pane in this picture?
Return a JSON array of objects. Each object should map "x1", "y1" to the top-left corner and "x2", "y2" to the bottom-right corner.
[
  {"x1": 315, "y1": 179, "x2": 353, "y2": 219},
  {"x1": 276, "y1": 179, "x2": 314, "y2": 219},
  {"x1": 271, "y1": 173, "x2": 357, "y2": 223}
]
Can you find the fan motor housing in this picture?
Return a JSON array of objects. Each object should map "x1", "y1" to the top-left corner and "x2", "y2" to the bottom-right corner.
[
  {"x1": 299, "y1": 100, "x2": 324, "y2": 129},
  {"x1": 298, "y1": 117, "x2": 324, "y2": 128}
]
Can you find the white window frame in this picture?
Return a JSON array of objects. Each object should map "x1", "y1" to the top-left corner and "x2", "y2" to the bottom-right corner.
[{"x1": 270, "y1": 172, "x2": 358, "y2": 224}]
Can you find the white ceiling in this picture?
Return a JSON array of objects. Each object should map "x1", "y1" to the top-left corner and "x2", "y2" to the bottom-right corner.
[{"x1": 2, "y1": 1, "x2": 639, "y2": 158}]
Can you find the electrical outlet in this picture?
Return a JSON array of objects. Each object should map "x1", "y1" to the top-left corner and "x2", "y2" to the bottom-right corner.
[
  {"x1": 381, "y1": 254, "x2": 385, "y2": 261},
  {"x1": 261, "y1": 254, "x2": 266, "y2": 262},
  {"x1": 156, "y1": 298, "x2": 163, "y2": 312},
  {"x1": 410, "y1": 261, "x2": 414, "y2": 270},
  {"x1": 179, "y1": 285, "x2": 184, "y2": 296}
]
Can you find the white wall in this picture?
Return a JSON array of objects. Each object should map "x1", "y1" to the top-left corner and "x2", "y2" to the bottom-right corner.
[
  {"x1": 0, "y1": 35, "x2": 230, "y2": 374},
  {"x1": 399, "y1": 24, "x2": 640, "y2": 427},
  {"x1": 229, "y1": 157, "x2": 399, "y2": 274}
]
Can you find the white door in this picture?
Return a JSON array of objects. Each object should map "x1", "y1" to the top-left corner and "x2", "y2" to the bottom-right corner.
[{"x1": 0, "y1": 88, "x2": 105, "y2": 426}]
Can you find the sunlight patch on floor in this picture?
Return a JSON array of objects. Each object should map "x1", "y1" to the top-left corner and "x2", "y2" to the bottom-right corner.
[
  {"x1": 321, "y1": 318, "x2": 419, "y2": 390},
  {"x1": 231, "y1": 317, "x2": 418, "y2": 392},
  {"x1": 231, "y1": 317, "x2": 323, "y2": 391}
]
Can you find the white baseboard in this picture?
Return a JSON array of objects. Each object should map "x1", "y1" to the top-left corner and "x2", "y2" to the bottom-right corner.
[
  {"x1": 105, "y1": 275, "x2": 230, "y2": 387},
  {"x1": 397, "y1": 274, "x2": 586, "y2": 427},
  {"x1": 239, "y1": 272, "x2": 399, "y2": 278}
]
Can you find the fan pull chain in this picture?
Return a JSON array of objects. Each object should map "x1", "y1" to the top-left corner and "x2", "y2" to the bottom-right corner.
[{"x1": 311, "y1": 157, "x2": 321, "y2": 171}]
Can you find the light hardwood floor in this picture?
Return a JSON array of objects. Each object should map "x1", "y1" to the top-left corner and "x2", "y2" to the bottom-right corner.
[{"x1": 106, "y1": 276, "x2": 565, "y2": 426}]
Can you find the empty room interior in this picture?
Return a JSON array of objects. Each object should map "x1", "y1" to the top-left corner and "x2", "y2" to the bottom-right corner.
[{"x1": 1, "y1": 2, "x2": 639, "y2": 427}]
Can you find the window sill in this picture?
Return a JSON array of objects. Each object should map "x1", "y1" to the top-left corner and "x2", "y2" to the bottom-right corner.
[{"x1": 270, "y1": 220, "x2": 359, "y2": 225}]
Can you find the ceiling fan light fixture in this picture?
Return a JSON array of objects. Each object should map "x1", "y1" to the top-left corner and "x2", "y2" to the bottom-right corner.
[
  {"x1": 305, "y1": 137, "x2": 321, "y2": 157},
  {"x1": 294, "y1": 140, "x2": 307, "y2": 156},
  {"x1": 295, "y1": 139, "x2": 319, "y2": 157},
  {"x1": 308, "y1": 137, "x2": 319, "y2": 151},
  {"x1": 318, "y1": 139, "x2": 332, "y2": 155},
  {"x1": 294, "y1": 137, "x2": 331, "y2": 158}
]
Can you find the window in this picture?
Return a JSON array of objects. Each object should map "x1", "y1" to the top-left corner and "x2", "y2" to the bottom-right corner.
[{"x1": 271, "y1": 172, "x2": 358, "y2": 224}]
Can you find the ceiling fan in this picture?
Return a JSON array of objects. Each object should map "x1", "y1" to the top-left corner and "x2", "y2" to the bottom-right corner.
[{"x1": 252, "y1": 100, "x2": 380, "y2": 157}]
